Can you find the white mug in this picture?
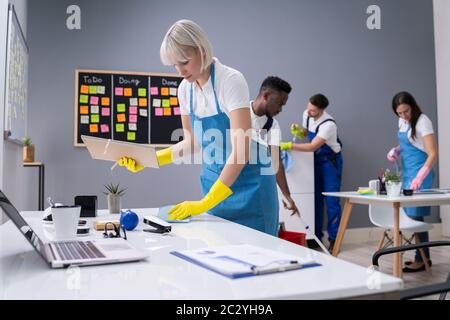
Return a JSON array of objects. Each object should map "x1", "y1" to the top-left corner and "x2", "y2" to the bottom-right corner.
[{"x1": 51, "y1": 205, "x2": 81, "y2": 240}]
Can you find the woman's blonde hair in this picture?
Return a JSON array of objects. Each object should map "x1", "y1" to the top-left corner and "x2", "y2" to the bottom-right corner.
[{"x1": 160, "y1": 20, "x2": 213, "y2": 71}]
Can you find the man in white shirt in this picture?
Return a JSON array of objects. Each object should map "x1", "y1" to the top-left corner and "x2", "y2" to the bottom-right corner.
[
  {"x1": 250, "y1": 76, "x2": 299, "y2": 216},
  {"x1": 281, "y1": 94, "x2": 343, "y2": 251}
]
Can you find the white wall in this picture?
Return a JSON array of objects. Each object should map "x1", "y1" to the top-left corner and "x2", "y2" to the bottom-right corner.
[{"x1": 434, "y1": 0, "x2": 450, "y2": 236}]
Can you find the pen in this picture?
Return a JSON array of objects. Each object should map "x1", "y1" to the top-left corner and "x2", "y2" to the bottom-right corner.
[{"x1": 251, "y1": 261, "x2": 302, "y2": 275}]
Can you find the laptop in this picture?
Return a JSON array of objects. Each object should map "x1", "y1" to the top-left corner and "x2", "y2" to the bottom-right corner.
[{"x1": 0, "y1": 190, "x2": 149, "y2": 268}]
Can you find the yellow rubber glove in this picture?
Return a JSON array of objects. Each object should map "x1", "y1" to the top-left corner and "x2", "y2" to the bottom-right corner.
[
  {"x1": 168, "y1": 179, "x2": 233, "y2": 220},
  {"x1": 280, "y1": 141, "x2": 293, "y2": 151},
  {"x1": 290, "y1": 123, "x2": 305, "y2": 140},
  {"x1": 156, "y1": 148, "x2": 173, "y2": 167},
  {"x1": 118, "y1": 157, "x2": 144, "y2": 173}
]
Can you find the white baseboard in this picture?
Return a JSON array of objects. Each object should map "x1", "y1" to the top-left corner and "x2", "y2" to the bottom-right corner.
[{"x1": 342, "y1": 223, "x2": 444, "y2": 244}]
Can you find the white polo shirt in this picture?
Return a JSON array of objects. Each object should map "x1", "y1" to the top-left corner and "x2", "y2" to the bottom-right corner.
[
  {"x1": 250, "y1": 101, "x2": 282, "y2": 147},
  {"x1": 398, "y1": 114, "x2": 434, "y2": 152},
  {"x1": 302, "y1": 110, "x2": 341, "y2": 153},
  {"x1": 178, "y1": 57, "x2": 250, "y2": 118}
]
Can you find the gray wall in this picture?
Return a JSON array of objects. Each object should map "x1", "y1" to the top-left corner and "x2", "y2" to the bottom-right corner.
[{"x1": 25, "y1": 0, "x2": 438, "y2": 227}]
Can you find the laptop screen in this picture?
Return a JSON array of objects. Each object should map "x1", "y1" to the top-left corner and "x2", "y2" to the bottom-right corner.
[{"x1": 0, "y1": 190, "x2": 49, "y2": 263}]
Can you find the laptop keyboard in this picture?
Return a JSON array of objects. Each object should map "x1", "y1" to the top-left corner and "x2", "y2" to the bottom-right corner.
[{"x1": 51, "y1": 241, "x2": 105, "y2": 261}]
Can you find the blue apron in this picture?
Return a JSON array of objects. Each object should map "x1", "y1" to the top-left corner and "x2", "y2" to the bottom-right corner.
[
  {"x1": 308, "y1": 126, "x2": 343, "y2": 240},
  {"x1": 189, "y1": 63, "x2": 279, "y2": 236},
  {"x1": 399, "y1": 127, "x2": 433, "y2": 217}
]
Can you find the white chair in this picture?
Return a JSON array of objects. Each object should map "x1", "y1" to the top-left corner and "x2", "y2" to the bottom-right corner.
[{"x1": 369, "y1": 205, "x2": 433, "y2": 272}]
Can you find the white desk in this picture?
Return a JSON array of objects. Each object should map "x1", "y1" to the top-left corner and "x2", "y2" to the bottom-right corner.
[
  {"x1": 323, "y1": 191, "x2": 450, "y2": 278},
  {"x1": 1, "y1": 209, "x2": 402, "y2": 300}
]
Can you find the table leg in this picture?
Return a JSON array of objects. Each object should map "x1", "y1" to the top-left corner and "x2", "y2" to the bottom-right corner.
[
  {"x1": 393, "y1": 202, "x2": 403, "y2": 278},
  {"x1": 332, "y1": 199, "x2": 353, "y2": 256}
]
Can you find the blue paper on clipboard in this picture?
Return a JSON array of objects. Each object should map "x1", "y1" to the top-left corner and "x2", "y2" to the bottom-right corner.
[{"x1": 157, "y1": 205, "x2": 191, "y2": 223}]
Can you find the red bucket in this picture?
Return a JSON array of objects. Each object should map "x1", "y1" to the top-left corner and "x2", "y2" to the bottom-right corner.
[{"x1": 279, "y1": 230, "x2": 307, "y2": 247}]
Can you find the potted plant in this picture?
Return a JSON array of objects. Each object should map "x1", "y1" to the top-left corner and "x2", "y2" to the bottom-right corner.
[
  {"x1": 103, "y1": 183, "x2": 126, "y2": 214},
  {"x1": 22, "y1": 136, "x2": 35, "y2": 163},
  {"x1": 383, "y1": 169, "x2": 402, "y2": 197}
]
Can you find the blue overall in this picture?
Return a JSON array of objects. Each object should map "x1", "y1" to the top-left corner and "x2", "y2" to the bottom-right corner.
[
  {"x1": 399, "y1": 126, "x2": 433, "y2": 261},
  {"x1": 189, "y1": 64, "x2": 279, "y2": 236},
  {"x1": 308, "y1": 121, "x2": 343, "y2": 240}
]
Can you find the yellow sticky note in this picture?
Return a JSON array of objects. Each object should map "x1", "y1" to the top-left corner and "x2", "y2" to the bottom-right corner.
[
  {"x1": 80, "y1": 105, "x2": 89, "y2": 114},
  {"x1": 162, "y1": 99, "x2": 170, "y2": 108},
  {"x1": 139, "y1": 98, "x2": 147, "y2": 107},
  {"x1": 124, "y1": 88, "x2": 132, "y2": 97},
  {"x1": 127, "y1": 132, "x2": 136, "y2": 141},
  {"x1": 163, "y1": 108, "x2": 172, "y2": 116},
  {"x1": 89, "y1": 86, "x2": 97, "y2": 94},
  {"x1": 80, "y1": 95, "x2": 89, "y2": 103},
  {"x1": 117, "y1": 113, "x2": 126, "y2": 122},
  {"x1": 161, "y1": 87, "x2": 169, "y2": 96},
  {"x1": 116, "y1": 123, "x2": 125, "y2": 132},
  {"x1": 138, "y1": 88, "x2": 147, "y2": 97},
  {"x1": 91, "y1": 114, "x2": 100, "y2": 123},
  {"x1": 89, "y1": 124, "x2": 98, "y2": 133},
  {"x1": 117, "y1": 104, "x2": 126, "y2": 112},
  {"x1": 170, "y1": 97, "x2": 178, "y2": 106},
  {"x1": 101, "y1": 97, "x2": 110, "y2": 106},
  {"x1": 80, "y1": 85, "x2": 89, "y2": 94}
]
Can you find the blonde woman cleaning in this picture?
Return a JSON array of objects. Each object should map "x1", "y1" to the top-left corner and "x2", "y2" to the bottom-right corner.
[{"x1": 118, "y1": 20, "x2": 279, "y2": 236}]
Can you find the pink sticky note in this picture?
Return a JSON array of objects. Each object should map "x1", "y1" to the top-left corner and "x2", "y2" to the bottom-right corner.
[
  {"x1": 173, "y1": 107, "x2": 181, "y2": 115},
  {"x1": 155, "y1": 108, "x2": 163, "y2": 116},
  {"x1": 100, "y1": 124, "x2": 109, "y2": 133},
  {"x1": 101, "y1": 108, "x2": 110, "y2": 116},
  {"x1": 90, "y1": 96, "x2": 99, "y2": 105},
  {"x1": 129, "y1": 114, "x2": 138, "y2": 123},
  {"x1": 150, "y1": 87, "x2": 158, "y2": 95},
  {"x1": 129, "y1": 106, "x2": 138, "y2": 115},
  {"x1": 115, "y1": 87, "x2": 123, "y2": 96}
]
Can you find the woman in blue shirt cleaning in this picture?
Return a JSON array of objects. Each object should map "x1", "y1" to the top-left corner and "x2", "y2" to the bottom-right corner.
[{"x1": 118, "y1": 20, "x2": 279, "y2": 236}]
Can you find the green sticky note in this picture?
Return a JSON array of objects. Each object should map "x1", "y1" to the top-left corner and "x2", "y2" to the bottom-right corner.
[
  {"x1": 117, "y1": 103, "x2": 126, "y2": 112},
  {"x1": 89, "y1": 86, "x2": 97, "y2": 94},
  {"x1": 162, "y1": 99, "x2": 170, "y2": 108},
  {"x1": 138, "y1": 88, "x2": 147, "y2": 97},
  {"x1": 91, "y1": 114, "x2": 100, "y2": 123},
  {"x1": 116, "y1": 123, "x2": 125, "y2": 132},
  {"x1": 127, "y1": 132, "x2": 136, "y2": 141},
  {"x1": 80, "y1": 95, "x2": 88, "y2": 103}
]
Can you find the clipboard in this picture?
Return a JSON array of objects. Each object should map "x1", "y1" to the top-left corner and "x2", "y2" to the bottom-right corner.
[{"x1": 81, "y1": 135, "x2": 159, "y2": 168}]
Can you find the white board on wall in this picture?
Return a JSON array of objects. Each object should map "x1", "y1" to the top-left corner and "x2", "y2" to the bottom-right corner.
[{"x1": 3, "y1": 4, "x2": 28, "y2": 144}]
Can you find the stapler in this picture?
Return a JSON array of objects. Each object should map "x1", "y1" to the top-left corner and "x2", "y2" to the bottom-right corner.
[{"x1": 143, "y1": 215, "x2": 172, "y2": 234}]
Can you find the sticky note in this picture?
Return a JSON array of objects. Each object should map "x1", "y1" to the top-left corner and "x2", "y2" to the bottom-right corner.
[
  {"x1": 129, "y1": 114, "x2": 138, "y2": 123},
  {"x1": 129, "y1": 106, "x2": 138, "y2": 114},
  {"x1": 138, "y1": 88, "x2": 147, "y2": 97},
  {"x1": 150, "y1": 87, "x2": 158, "y2": 95},
  {"x1": 116, "y1": 123, "x2": 125, "y2": 132},
  {"x1": 101, "y1": 97, "x2": 110, "y2": 106},
  {"x1": 170, "y1": 88, "x2": 177, "y2": 96},
  {"x1": 163, "y1": 108, "x2": 172, "y2": 116},
  {"x1": 101, "y1": 108, "x2": 110, "y2": 116},
  {"x1": 117, "y1": 113, "x2": 126, "y2": 122},
  {"x1": 170, "y1": 97, "x2": 178, "y2": 106},
  {"x1": 152, "y1": 99, "x2": 161, "y2": 107},
  {"x1": 173, "y1": 107, "x2": 181, "y2": 115},
  {"x1": 129, "y1": 98, "x2": 138, "y2": 106},
  {"x1": 89, "y1": 124, "x2": 98, "y2": 133},
  {"x1": 139, "y1": 109, "x2": 148, "y2": 117},
  {"x1": 91, "y1": 105, "x2": 99, "y2": 114},
  {"x1": 162, "y1": 99, "x2": 170, "y2": 108},
  {"x1": 89, "y1": 86, "x2": 97, "y2": 94},
  {"x1": 139, "y1": 98, "x2": 147, "y2": 107},
  {"x1": 161, "y1": 87, "x2": 169, "y2": 96},
  {"x1": 155, "y1": 108, "x2": 163, "y2": 116},
  {"x1": 91, "y1": 114, "x2": 100, "y2": 123},
  {"x1": 80, "y1": 85, "x2": 89, "y2": 94},
  {"x1": 128, "y1": 123, "x2": 137, "y2": 131},
  {"x1": 80, "y1": 95, "x2": 88, "y2": 103},
  {"x1": 80, "y1": 105, "x2": 89, "y2": 114},
  {"x1": 90, "y1": 96, "x2": 99, "y2": 105},
  {"x1": 115, "y1": 87, "x2": 123, "y2": 96},
  {"x1": 80, "y1": 115, "x2": 89, "y2": 124},
  {"x1": 127, "y1": 132, "x2": 136, "y2": 141},
  {"x1": 97, "y1": 86, "x2": 105, "y2": 94},
  {"x1": 100, "y1": 124, "x2": 109, "y2": 133},
  {"x1": 124, "y1": 88, "x2": 132, "y2": 97},
  {"x1": 117, "y1": 104, "x2": 126, "y2": 112}
]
